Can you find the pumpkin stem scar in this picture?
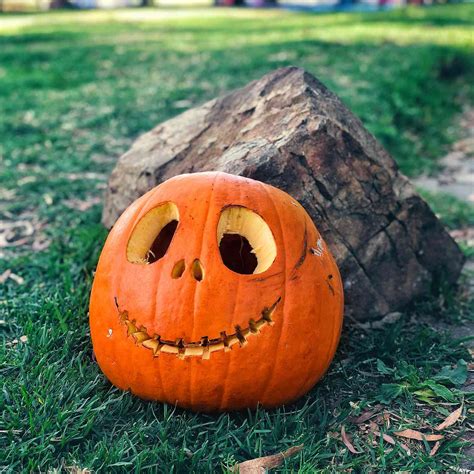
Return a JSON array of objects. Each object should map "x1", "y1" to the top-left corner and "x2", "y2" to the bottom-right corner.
[{"x1": 114, "y1": 297, "x2": 281, "y2": 360}]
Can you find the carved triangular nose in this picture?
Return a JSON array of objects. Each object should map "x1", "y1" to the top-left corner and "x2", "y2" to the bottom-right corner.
[{"x1": 191, "y1": 259, "x2": 204, "y2": 281}]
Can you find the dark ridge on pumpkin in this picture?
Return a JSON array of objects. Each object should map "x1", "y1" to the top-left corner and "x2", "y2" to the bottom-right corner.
[
  {"x1": 219, "y1": 234, "x2": 258, "y2": 274},
  {"x1": 147, "y1": 220, "x2": 178, "y2": 263}
]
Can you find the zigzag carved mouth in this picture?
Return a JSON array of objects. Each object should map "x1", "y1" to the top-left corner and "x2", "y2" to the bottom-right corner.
[{"x1": 115, "y1": 297, "x2": 281, "y2": 360}]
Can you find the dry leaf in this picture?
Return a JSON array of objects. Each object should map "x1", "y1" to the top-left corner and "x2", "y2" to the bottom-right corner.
[
  {"x1": 64, "y1": 465, "x2": 91, "y2": 474},
  {"x1": 380, "y1": 432, "x2": 396, "y2": 445},
  {"x1": 64, "y1": 197, "x2": 101, "y2": 212},
  {"x1": 349, "y1": 405, "x2": 381, "y2": 424},
  {"x1": 0, "y1": 269, "x2": 11, "y2": 284},
  {"x1": 368, "y1": 421, "x2": 378, "y2": 432},
  {"x1": 233, "y1": 445, "x2": 303, "y2": 473},
  {"x1": 43, "y1": 194, "x2": 53, "y2": 205},
  {"x1": 429, "y1": 441, "x2": 441, "y2": 456},
  {"x1": 372, "y1": 429, "x2": 411, "y2": 454},
  {"x1": 435, "y1": 405, "x2": 462, "y2": 431},
  {"x1": 0, "y1": 220, "x2": 34, "y2": 247},
  {"x1": 0, "y1": 270, "x2": 25, "y2": 285},
  {"x1": 32, "y1": 237, "x2": 51, "y2": 252},
  {"x1": 394, "y1": 429, "x2": 444, "y2": 442},
  {"x1": 341, "y1": 426, "x2": 361, "y2": 454},
  {"x1": 17, "y1": 176, "x2": 37, "y2": 186},
  {"x1": 64, "y1": 172, "x2": 106, "y2": 181},
  {"x1": 8, "y1": 273, "x2": 24, "y2": 285},
  {"x1": 6, "y1": 335, "x2": 27, "y2": 347}
]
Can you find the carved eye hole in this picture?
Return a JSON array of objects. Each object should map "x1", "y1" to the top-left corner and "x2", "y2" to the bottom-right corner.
[
  {"x1": 127, "y1": 202, "x2": 179, "y2": 264},
  {"x1": 217, "y1": 206, "x2": 277, "y2": 275}
]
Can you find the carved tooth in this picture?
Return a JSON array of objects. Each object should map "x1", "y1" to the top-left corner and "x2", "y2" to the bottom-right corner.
[
  {"x1": 161, "y1": 344, "x2": 179, "y2": 355},
  {"x1": 226, "y1": 335, "x2": 240, "y2": 348},
  {"x1": 255, "y1": 319, "x2": 267, "y2": 331},
  {"x1": 142, "y1": 339, "x2": 161, "y2": 355},
  {"x1": 235, "y1": 326, "x2": 248, "y2": 347},
  {"x1": 133, "y1": 331, "x2": 150, "y2": 343},
  {"x1": 125, "y1": 321, "x2": 137, "y2": 335},
  {"x1": 262, "y1": 309, "x2": 275, "y2": 326},
  {"x1": 221, "y1": 332, "x2": 231, "y2": 352},
  {"x1": 184, "y1": 346, "x2": 204, "y2": 357},
  {"x1": 209, "y1": 342, "x2": 225, "y2": 353},
  {"x1": 176, "y1": 339, "x2": 186, "y2": 359},
  {"x1": 248, "y1": 319, "x2": 260, "y2": 334},
  {"x1": 200, "y1": 336, "x2": 211, "y2": 360},
  {"x1": 202, "y1": 346, "x2": 211, "y2": 360}
]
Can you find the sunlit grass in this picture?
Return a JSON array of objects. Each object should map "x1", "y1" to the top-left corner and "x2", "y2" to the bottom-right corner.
[{"x1": 1, "y1": 4, "x2": 473, "y2": 50}]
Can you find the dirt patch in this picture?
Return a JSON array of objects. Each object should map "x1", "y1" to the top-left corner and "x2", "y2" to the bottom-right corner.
[{"x1": 414, "y1": 107, "x2": 474, "y2": 203}]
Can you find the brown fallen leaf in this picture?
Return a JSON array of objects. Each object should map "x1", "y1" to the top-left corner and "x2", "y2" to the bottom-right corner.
[
  {"x1": 8, "y1": 273, "x2": 24, "y2": 285},
  {"x1": 32, "y1": 237, "x2": 51, "y2": 252},
  {"x1": 375, "y1": 431, "x2": 396, "y2": 445},
  {"x1": 368, "y1": 420, "x2": 379, "y2": 432},
  {"x1": 64, "y1": 465, "x2": 91, "y2": 474},
  {"x1": 429, "y1": 441, "x2": 441, "y2": 456},
  {"x1": 435, "y1": 405, "x2": 463, "y2": 431},
  {"x1": 64, "y1": 197, "x2": 101, "y2": 212},
  {"x1": 0, "y1": 269, "x2": 11, "y2": 284},
  {"x1": 233, "y1": 445, "x2": 303, "y2": 473},
  {"x1": 349, "y1": 405, "x2": 382, "y2": 424},
  {"x1": 64, "y1": 172, "x2": 106, "y2": 181},
  {"x1": 371, "y1": 426, "x2": 410, "y2": 454},
  {"x1": 394, "y1": 429, "x2": 444, "y2": 442},
  {"x1": 0, "y1": 220, "x2": 34, "y2": 247},
  {"x1": 0, "y1": 270, "x2": 26, "y2": 285},
  {"x1": 341, "y1": 426, "x2": 361, "y2": 454}
]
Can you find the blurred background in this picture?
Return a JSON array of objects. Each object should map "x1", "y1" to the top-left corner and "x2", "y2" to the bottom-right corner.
[{"x1": 0, "y1": 0, "x2": 463, "y2": 13}]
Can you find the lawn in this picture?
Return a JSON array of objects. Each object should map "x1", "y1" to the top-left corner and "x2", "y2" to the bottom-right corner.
[{"x1": 1, "y1": 4, "x2": 473, "y2": 472}]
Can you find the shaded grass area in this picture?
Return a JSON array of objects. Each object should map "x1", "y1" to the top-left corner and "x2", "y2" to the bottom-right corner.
[{"x1": 1, "y1": 4, "x2": 473, "y2": 471}]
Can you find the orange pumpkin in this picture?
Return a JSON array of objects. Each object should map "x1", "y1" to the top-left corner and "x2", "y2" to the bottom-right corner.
[{"x1": 89, "y1": 172, "x2": 343, "y2": 412}]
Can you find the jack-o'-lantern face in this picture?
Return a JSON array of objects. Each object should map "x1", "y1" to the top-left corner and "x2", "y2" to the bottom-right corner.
[{"x1": 90, "y1": 172, "x2": 343, "y2": 412}]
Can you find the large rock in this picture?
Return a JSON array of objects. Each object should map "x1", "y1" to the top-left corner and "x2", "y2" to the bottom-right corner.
[{"x1": 103, "y1": 67, "x2": 464, "y2": 320}]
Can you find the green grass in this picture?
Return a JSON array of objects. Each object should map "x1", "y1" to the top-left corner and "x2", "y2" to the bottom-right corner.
[
  {"x1": 418, "y1": 189, "x2": 474, "y2": 230},
  {"x1": 1, "y1": 4, "x2": 473, "y2": 472}
]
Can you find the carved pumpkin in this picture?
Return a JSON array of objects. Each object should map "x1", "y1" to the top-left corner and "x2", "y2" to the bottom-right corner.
[{"x1": 90, "y1": 172, "x2": 343, "y2": 412}]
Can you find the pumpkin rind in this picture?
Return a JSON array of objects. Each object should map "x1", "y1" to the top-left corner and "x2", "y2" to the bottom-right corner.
[{"x1": 89, "y1": 172, "x2": 343, "y2": 412}]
